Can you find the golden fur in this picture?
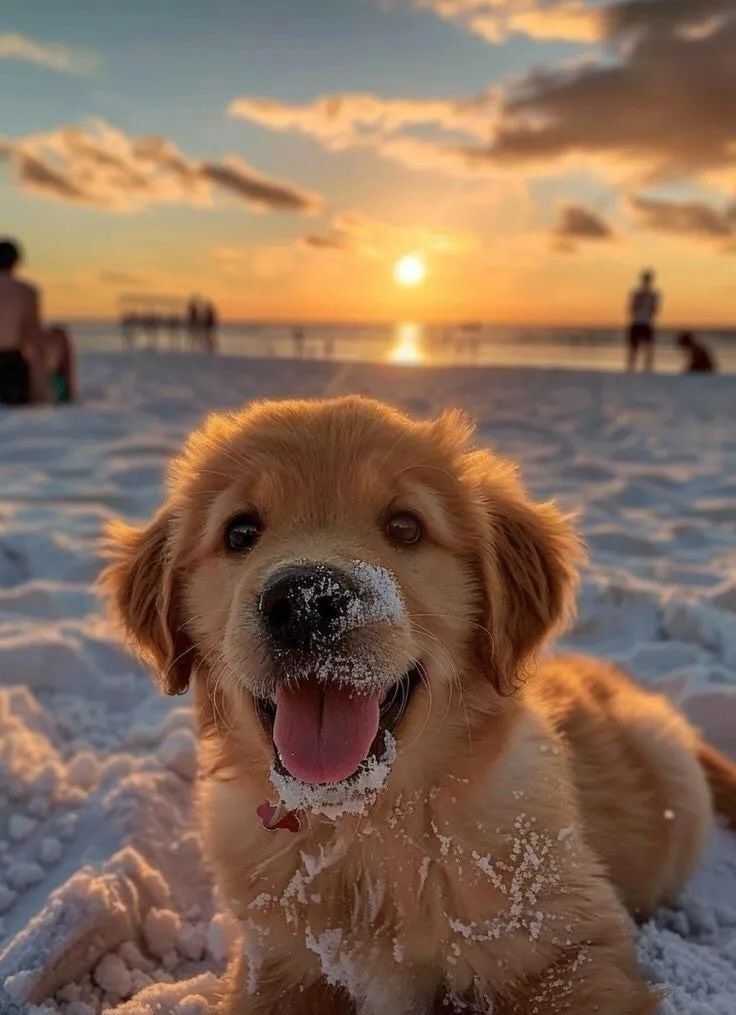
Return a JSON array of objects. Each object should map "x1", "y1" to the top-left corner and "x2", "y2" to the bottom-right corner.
[{"x1": 102, "y1": 396, "x2": 733, "y2": 1015}]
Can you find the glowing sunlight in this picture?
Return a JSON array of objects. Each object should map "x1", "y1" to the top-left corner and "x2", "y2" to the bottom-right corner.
[{"x1": 393, "y1": 254, "x2": 426, "y2": 288}]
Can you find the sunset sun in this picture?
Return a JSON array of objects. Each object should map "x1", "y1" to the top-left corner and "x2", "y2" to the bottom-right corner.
[{"x1": 394, "y1": 254, "x2": 426, "y2": 288}]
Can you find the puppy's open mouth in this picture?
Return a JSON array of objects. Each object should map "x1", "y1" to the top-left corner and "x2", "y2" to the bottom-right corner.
[{"x1": 255, "y1": 663, "x2": 422, "y2": 786}]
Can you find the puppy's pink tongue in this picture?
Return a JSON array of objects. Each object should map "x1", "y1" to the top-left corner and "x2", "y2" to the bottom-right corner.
[{"x1": 274, "y1": 682, "x2": 380, "y2": 785}]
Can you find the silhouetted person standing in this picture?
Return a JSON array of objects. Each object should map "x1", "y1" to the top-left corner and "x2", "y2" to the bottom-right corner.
[
  {"x1": 202, "y1": 301, "x2": 218, "y2": 354},
  {"x1": 627, "y1": 270, "x2": 660, "y2": 372},
  {"x1": 292, "y1": 327, "x2": 306, "y2": 357},
  {"x1": 678, "y1": 332, "x2": 716, "y2": 374},
  {"x1": 186, "y1": 296, "x2": 201, "y2": 351},
  {"x1": 0, "y1": 239, "x2": 47, "y2": 404}
]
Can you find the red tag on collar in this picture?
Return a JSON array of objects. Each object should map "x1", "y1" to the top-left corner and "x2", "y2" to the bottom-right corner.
[{"x1": 257, "y1": 802, "x2": 302, "y2": 833}]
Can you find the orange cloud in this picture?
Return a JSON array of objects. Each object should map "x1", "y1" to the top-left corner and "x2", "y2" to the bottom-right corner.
[
  {"x1": 417, "y1": 0, "x2": 602, "y2": 44},
  {"x1": 0, "y1": 119, "x2": 322, "y2": 215},
  {"x1": 229, "y1": 91, "x2": 495, "y2": 150}
]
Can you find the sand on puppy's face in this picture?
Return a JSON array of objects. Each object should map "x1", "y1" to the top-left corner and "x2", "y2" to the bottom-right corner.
[{"x1": 178, "y1": 398, "x2": 486, "y2": 789}]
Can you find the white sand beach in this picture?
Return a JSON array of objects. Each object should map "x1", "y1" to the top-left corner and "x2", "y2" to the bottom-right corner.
[{"x1": 1, "y1": 352, "x2": 735, "y2": 1014}]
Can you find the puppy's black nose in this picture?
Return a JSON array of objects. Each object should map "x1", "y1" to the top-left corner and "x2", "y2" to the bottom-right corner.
[{"x1": 259, "y1": 564, "x2": 356, "y2": 651}]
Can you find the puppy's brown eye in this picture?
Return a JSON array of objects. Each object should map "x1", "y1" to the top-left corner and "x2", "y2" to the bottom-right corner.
[
  {"x1": 225, "y1": 514, "x2": 262, "y2": 553},
  {"x1": 385, "y1": 511, "x2": 423, "y2": 546}
]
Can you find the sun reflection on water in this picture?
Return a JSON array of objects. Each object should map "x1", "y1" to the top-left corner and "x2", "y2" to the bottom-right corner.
[{"x1": 388, "y1": 322, "x2": 425, "y2": 365}]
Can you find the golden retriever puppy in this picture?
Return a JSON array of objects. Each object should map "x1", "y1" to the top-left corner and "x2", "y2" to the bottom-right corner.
[{"x1": 103, "y1": 396, "x2": 736, "y2": 1015}]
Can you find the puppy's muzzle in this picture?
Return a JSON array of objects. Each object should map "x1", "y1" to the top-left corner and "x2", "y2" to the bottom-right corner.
[{"x1": 259, "y1": 563, "x2": 357, "y2": 652}]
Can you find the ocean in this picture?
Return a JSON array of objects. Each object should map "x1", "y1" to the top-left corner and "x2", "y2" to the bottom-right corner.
[{"x1": 68, "y1": 320, "x2": 736, "y2": 374}]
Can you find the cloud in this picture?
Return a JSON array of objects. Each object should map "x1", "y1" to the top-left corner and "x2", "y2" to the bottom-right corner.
[
  {"x1": 0, "y1": 32, "x2": 98, "y2": 75},
  {"x1": 301, "y1": 229, "x2": 355, "y2": 252},
  {"x1": 555, "y1": 204, "x2": 613, "y2": 239},
  {"x1": 603, "y1": 0, "x2": 731, "y2": 44},
  {"x1": 416, "y1": 0, "x2": 730, "y2": 46},
  {"x1": 14, "y1": 151, "x2": 91, "y2": 203},
  {"x1": 0, "y1": 120, "x2": 322, "y2": 215},
  {"x1": 459, "y1": 2, "x2": 736, "y2": 183},
  {"x1": 229, "y1": 2, "x2": 736, "y2": 188},
  {"x1": 229, "y1": 91, "x2": 495, "y2": 150},
  {"x1": 416, "y1": 0, "x2": 603, "y2": 44},
  {"x1": 229, "y1": 91, "x2": 502, "y2": 177},
  {"x1": 630, "y1": 195, "x2": 736, "y2": 240},
  {"x1": 199, "y1": 158, "x2": 318, "y2": 213},
  {"x1": 299, "y1": 209, "x2": 480, "y2": 258}
]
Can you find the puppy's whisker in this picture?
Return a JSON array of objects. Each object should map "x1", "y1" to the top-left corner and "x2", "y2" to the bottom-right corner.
[
  {"x1": 401, "y1": 660, "x2": 434, "y2": 753},
  {"x1": 176, "y1": 606, "x2": 229, "y2": 630},
  {"x1": 197, "y1": 641, "x2": 243, "y2": 739},
  {"x1": 211, "y1": 664, "x2": 233, "y2": 738},
  {"x1": 409, "y1": 621, "x2": 460, "y2": 695},
  {"x1": 160, "y1": 642, "x2": 196, "y2": 687},
  {"x1": 409, "y1": 623, "x2": 468, "y2": 742},
  {"x1": 412, "y1": 611, "x2": 497, "y2": 658}
]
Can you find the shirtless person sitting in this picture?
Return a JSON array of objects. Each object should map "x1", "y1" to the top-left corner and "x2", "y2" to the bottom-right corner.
[{"x1": 0, "y1": 239, "x2": 47, "y2": 405}]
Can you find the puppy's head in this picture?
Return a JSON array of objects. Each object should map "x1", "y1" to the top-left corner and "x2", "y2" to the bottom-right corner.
[{"x1": 102, "y1": 397, "x2": 581, "y2": 802}]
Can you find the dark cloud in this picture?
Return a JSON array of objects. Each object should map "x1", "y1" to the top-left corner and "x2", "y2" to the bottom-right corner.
[
  {"x1": 300, "y1": 230, "x2": 355, "y2": 251},
  {"x1": 17, "y1": 152, "x2": 92, "y2": 204},
  {"x1": 630, "y1": 195, "x2": 736, "y2": 239},
  {"x1": 464, "y1": 2, "x2": 736, "y2": 183},
  {"x1": 555, "y1": 204, "x2": 613, "y2": 240},
  {"x1": 199, "y1": 160, "x2": 321, "y2": 214},
  {"x1": 604, "y1": 0, "x2": 732, "y2": 43}
]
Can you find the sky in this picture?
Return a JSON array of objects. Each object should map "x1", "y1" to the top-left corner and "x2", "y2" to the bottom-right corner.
[{"x1": 1, "y1": 0, "x2": 735, "y2": 325}]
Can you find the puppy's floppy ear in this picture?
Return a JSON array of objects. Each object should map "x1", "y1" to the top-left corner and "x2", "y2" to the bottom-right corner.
[
  {"x1": 471, "y1": 455, "x2": 583, "y2": 692},
  {"x1": 101, "y1": 508, "x2": 193, "y2": 695}
]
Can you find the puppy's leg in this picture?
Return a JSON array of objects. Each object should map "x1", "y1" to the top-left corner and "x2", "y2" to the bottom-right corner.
[
  {"x1": 220, "y1": 936, "x2": 436, "y2": 1015},
  {"x1": 220, "y1": 955, "x2": 354, "y2": 1015},
  {"x1": 356, "y1": 972, "x2": 437, "y2": 1015},
  {"x1": 495, "y1": 935, "x2": 660, "y2": 1015}
]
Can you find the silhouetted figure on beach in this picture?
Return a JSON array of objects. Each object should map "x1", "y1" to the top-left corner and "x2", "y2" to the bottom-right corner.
[
  {"x1": 0, "y1": 239, "x2": 47, "y2": 404},
  {"x1": 187, "y1": 296, "x2": 201, "y2": 350},
  {"x1": 292, "y1": 327, "x2": 306, "y2": 358},
  {"x1": 202, "y1": 301, "x2": 218, "y2": 354},
  {"x1": 44, "y1": 325, "x2": 77, "y2": 403},
  {"x1": 121, "y1": 311, "x2": 139, "y2": 350},
  {"x1": 627, "y1": 270, "x2": 660, "y2": 372},
  {"x1": 678, "y1": 331, "x2": 716, "y2": 374}
]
